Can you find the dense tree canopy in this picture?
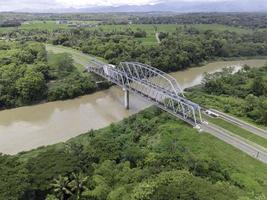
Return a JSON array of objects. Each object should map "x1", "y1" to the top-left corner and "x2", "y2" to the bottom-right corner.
[
  {"x1": 1, "y1": 107, "x2": 267, "y2": 200},
  {"x1": 2, "y1": 12, "x2": 267, "y2": 29},
  {"x1": 2, "y1": 21, "x2": 267, "y2": 75},
  {"x1": 0, "y1": 41, "x2": 97, "y2": 109},
  {"x1": 13, "y1": 27, "x2": 266, "y2": 73},
  {"x1": 131, "y1": 13, "x2": 267, "y2": 29}
]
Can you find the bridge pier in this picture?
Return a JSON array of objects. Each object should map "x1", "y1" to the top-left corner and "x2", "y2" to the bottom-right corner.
[
  {"x1": 88, "y1": 62, "x2": 202, "y2": 126},
  {"x1": 123, "y1": 88, "x2": 129, "y2": 109}
]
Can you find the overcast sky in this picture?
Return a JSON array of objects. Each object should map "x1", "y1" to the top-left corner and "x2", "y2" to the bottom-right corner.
[{"x1": 0, "y1": 0, "x2": 229, "y2": 11}]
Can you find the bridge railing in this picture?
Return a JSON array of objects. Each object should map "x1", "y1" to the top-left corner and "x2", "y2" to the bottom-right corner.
[
  {"x1": 118, "y1": 62, "x2": 184, "y2": 97},
  {"x1": 87, "y1": 62, "x2": 202, "y2": 126}
]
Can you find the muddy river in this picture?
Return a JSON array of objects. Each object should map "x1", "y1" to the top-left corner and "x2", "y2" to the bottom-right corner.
[{"x1": 0, "y1": 59, "x2": 266, "y2": 154}]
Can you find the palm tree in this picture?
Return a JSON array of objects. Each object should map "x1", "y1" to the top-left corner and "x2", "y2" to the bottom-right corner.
[
  {"x1": 68, "y1": 172, "x2": 88, "y2": 200},
  {"x1": 51, "y1": 175, "x2": 72, "y2": 200}
]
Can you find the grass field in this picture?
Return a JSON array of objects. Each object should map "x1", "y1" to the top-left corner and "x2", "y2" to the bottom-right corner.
[
  {"x1": 0, "y1": 26, "x2": 17, "y2": 33},
  {"x1": 0, "y1": 21, "x2": 69, "y2": 32},
  {"x1": 21, "y1": 20, "x2": 69, "y2": 30},
  {"x1": 135, "y1": 35, "x2": 157, "y2": 45},
  {"x1": 205, "y1": 115, "x2": 267, "y2": 149},
  {"x1": 0, "y1": 20, "x2": 100, "y2": 32},
  {"x1": 46, "y1": 44, "x2": 107, "y2": 72}
]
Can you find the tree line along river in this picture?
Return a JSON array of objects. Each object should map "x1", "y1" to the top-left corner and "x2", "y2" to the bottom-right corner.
[{"x1": 0, "y1": 57, "x2": 266, "y2": 154}]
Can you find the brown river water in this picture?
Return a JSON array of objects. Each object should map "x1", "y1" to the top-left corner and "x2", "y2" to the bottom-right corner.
[{"x1": 0, "y1": 59, "x2": 266, "y2": 154}]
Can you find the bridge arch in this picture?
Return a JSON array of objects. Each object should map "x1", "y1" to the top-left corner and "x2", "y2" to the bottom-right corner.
[
  {"x1": 118, "y1": 62, "x2": 184, "y2": 98},
  {"x1": 87, "y1": 60, "x2": 202, "y2": 126}
]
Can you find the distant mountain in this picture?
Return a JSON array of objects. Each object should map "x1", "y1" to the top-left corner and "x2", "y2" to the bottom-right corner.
[
  {"x1": 14, "y1": 0, "x2": 267, "y2": 13},
  {"x1": 70, "y1": 0, "x2": 267, "y2": 13}
]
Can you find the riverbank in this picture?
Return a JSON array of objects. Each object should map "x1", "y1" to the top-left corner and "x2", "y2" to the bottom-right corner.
[
  {"x1": 12, "y1": 107, "x2": 267, "y2": 199},
  {"x1": 1, "y1": 44, "x2": 266, "y2": 112},
  {"x1": 186, "y1": 64, "x2": 267, "y2": 131},
  {"x1": 0, "y1": 58, "x2": 267, "y2": 154},
  {"x1": 200, "y1": 55, "x2": 267, "y2": 65}
]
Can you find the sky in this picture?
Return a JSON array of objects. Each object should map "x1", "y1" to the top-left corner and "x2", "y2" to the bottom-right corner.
[{"x1": 0, "y1": 0, "x2": 228, "y2": 11}]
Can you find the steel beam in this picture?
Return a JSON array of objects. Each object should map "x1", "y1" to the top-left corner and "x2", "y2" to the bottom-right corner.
[{"x1": 87, "y1": 61, "x2": 202, "y2": 126}]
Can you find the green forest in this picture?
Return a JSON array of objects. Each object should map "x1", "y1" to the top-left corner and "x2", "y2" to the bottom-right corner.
[
  {"x1": 3, "y1": 25, "x2": 267, "y2": 71},
  {"x1": 77, "y1": 28, "x2": 267, "y2": 71},
  {"x1": 132, "y1": 13, "x2": 267, "y2": 29},
  {"x1": 0, "y1": 41, "x2": 97, "y2": 109},
  {"x1": 1, "y1": 13, "x2": 267, "y2": 28},
  {"x1": 1, "y1": 107, "x2": 267, "y2": 200}
]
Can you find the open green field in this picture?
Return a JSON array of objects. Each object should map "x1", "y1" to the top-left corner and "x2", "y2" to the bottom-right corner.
[
  {"x1": 0, "y1": 21, "x2": 68, "y2": 32},
  {"x1": 135, "y1": 35, "x2": 157, "y2": 45},
  {"x1": 205, "y1": 115, "x2": 267, "y2": 149},
  {"x1": 0, "y1": 26, "x2": 16, "y2": 33},
  {"x1": 21, "y1": 20, "x2": 98, "y2": 30},
  {"x1": 21, "y1": 20, "x2": 69, "y2": 30},
  {"x1": 46, "y1": 44, "x2": 107, "y2": 71},
  {"x1": 0, "y1": 20, "x2": 99, "y2": 32}
]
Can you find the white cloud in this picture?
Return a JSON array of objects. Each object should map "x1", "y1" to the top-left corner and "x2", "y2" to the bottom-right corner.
[
  {"x1": 55, "y1": 0, "x2": 231, "y2": 7},
  {"x1": 0, "y1": 0, "x2": 232, "y2": 11},
  {"x1": 55, "y1": 0, "x2": 161, "y2": 7},
  {"x1": 0, "y1": 0, "x2": 61, "y2": 11}
]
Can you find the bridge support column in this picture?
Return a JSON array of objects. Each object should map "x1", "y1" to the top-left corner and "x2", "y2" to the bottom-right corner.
[{"x1": 123, "y1": 88, "x2": 129, "y2": 109}]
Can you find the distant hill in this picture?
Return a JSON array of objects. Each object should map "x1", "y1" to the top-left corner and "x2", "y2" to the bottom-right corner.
[
  {"x1": 13, "y1": 0, "x2": 267, "y2": 13},
  {"x1": 70, "y1": 0, "x2": 267, "y2": 13}
]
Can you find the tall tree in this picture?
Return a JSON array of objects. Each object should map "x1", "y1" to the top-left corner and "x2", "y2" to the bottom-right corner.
[
  {"x1": 68, "y1": 173, "x2": 88, "y2": 200},
  {"x1": 251, "y1": 76, "x2": 265, "y2": 96},
  {"x1": 50, "y1": 175, "x2": 72, "y2": 200}
]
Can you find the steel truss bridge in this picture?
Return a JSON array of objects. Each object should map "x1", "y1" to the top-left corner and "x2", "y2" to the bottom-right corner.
[{"x1": 87, "y1": 60, "x2": 203, "y2": 126}]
